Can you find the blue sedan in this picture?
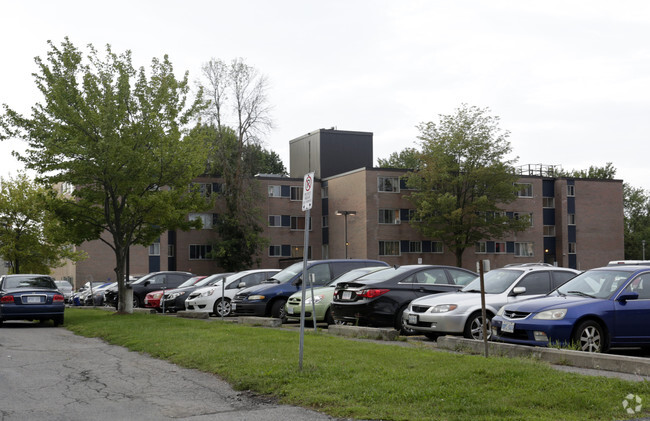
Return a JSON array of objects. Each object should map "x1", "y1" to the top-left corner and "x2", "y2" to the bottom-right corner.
[
  {"x1": 491, "y1": 265, "x2": 650, "y2": 352},
  {"x1": 0, "y1": 274, "x2": 65, "y2": 326}
]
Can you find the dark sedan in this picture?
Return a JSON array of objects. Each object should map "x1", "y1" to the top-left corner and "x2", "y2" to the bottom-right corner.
[
  {"x1": 104, "y1": 271, "x2": 195, "y2": 308},
  {"x1": 331, "y1": 265, "x2": 478, "y2": 334},
  {"x1": 0, "y1": 274, "x2": 65, "y2": 326}
]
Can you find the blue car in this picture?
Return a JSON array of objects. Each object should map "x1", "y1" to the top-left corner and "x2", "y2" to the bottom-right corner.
[
  {"x1": 0, "y1": 274, "x2": 65, "y2": 326},
  {"x1": 491, "y1": 265, "x2": 650, "y2": 352}
]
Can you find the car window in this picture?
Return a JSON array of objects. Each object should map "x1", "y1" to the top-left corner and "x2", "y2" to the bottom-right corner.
[
  {"x1": 309, "y1": 264, "x2": 332, "y2": 286},
  {"x1": 4, "y1": 276, "x2": 56, "y2": 289},
  {"x1": 416, "y1": 268, "x2": 450, "y2": 284},
  {"x1": 148, "y1": 274, "x2": 166, "y2": 285},
  {"x1": 515, "y1": 271, "x2": 551, "y2": 295},
  {"x1": 623, "y1": 273, "x2": 650, "y2": 299},
  {"x1": 447, "y1": 269, "x2": 477, "y2": 286},
  {"x1": 551, "y1": 271, "x2": 577, "y2": 289}
]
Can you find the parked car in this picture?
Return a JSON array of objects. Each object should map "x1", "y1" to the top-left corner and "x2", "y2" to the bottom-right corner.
[
  {"x1": 185, "y1": 269, "x2": 281, "y2": 316},
  {"x1": 54, "y1": 280, "x2": 73, "y2": 303},
  {"x1": 403, "y1": 265, "x2": 580, "y2": 340},
  {"x1": 331, "y1": 265, "x2": 478, "y2": 334},
  {"x1": 491, "y1": 265, "x2": 650, "y2": 353},
  {"x1": 82, "y1": 282, "x2": 114, "y2": 306},
  {"x1": 0, "y1": 274, "x2": 65, "y2": 326},
  {"x1": 72, "y1": 281, "x2": 108, "y2": 306},
  {"x1": 285, "y1": 266, "x2": 390, "y2": 325},
  {"x1": 144, "y1": 276, "x2": 206, "y2": 312},
  {"x1": 232, "y1": 259, "x2": 389, "y2": 321},
  {"x1": 158, "y1": 273, "x2": 233, "y2": 313},
  {"x1": 104, "y1": 271, "x2": 195, "y2": 308}
]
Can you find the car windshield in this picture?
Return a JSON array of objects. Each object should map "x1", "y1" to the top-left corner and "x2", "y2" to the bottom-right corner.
[
  {"x1": 461, "y1": 269, "x2": 524, "y2": 294},
  {"x1": 326, "y1": 266, "x2": 390, "y2": 286},
  {"x1": 178, "y1": 277, "x2": 201, "y2": 288},
  {"x1": 195, "y1": 273, "x2": 230, "y2": 287},
  {"x1": 353, "y1": 266, "x2": 420, "y2": 283},
  {"x1": 55, "y1": 281, "x2": 72, "y2": 289},
  {"x1": 264, "y1": 262, "x2": 305, "y2": 284},
  {"x1": 556, "y1": 269, "x2": 632, "y2": 299},
  {"x1": 4, "y1": 276, "x2": 56, "y2": 290}
]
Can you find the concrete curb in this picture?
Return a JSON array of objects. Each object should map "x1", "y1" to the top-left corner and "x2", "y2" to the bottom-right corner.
[
  {"x1": 327, "y1": 325, "x2": 399, "y2": 341},
  {"x1": 176, "y1": 311, "x2": 209, "y2": 319},
  {"x1": 237, "y1": 317, "x2": 282, "y2": 328},
  {"x1": 437, "y1": 336, "x2": 650, "y2": 376}
]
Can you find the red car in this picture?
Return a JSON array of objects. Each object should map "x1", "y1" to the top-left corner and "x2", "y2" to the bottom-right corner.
[{"x1": 144, "y1": 276, "x2": 205, "y2": 312}]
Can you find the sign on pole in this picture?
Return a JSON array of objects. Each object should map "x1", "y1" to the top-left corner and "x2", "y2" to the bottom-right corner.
[{"x1": 302, "y1": 172, "x2": 314, "y2": 211}]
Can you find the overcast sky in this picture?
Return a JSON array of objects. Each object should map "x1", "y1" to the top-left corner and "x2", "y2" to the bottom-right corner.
[{"x1": 1, "y1": 1, "x2": 649, "y2": 191}]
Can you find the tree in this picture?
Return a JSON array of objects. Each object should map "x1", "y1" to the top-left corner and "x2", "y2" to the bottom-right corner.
[
  {"x1": 559, "y1": 162, "x2": 617, "y2": 179},
  {"x1": 377, "y1": 147, "x2": 421, "y2": 170},
  {"x1": 0, "y1": 39, "x2": 210, "y2": 312},
  {"x1": 407, "y1": 104, "x2": 530, "y2": 267},
  {"x1": 198, "y1": 58, "x2": 273, "y2": 271},
  {"x1": 623, "y1": 183, "x2": 650, "y2": 259},
  {"x1": 0, "y1": 173, "x2": 86, "y2": 274}
]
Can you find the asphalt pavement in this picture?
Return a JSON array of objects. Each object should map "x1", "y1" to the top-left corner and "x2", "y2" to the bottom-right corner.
[{"x1": 0, "y1": 321, "x2": 338, "y2": 421}]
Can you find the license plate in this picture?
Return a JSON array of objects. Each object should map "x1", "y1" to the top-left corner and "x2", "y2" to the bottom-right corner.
[
  {"x1": 231, "y1": 303, "x2": 236, "y2": 311},
  {"x1": 287, "y1": 307, "x2": 294, "y2": 315},
  {"x1": 408, "y1": 314, "x2": 418, "y2": 325},
  {"x1": 27, "y1": 296, "x2": 41, "y2": 304},
  {"x1": 342, "y1": 291, "x2": 352, "y2": 300},
  {"x1": 501, "y1": 321, "x2": 515, "y2": 333}
]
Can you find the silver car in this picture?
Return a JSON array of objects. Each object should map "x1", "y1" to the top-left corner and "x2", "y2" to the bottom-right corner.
[{"x1": 402, "y1": 265, "x2": 580, "y2": 340}]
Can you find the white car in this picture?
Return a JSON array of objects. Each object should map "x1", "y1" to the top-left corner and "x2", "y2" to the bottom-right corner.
[
  {"x1": 402, "y1": 265, "x2": 580, "y2": 340},
  {"x1": 185, "y1": 269, "x2": 280, "y2": 316}
]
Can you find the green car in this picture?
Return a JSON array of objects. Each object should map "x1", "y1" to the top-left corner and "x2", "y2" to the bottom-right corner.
[{"x1": 285, "y1": 266, "x2": 389, "y2": 324}]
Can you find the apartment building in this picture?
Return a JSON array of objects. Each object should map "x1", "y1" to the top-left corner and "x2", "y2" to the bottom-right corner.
[{"x1": 66, "y1": 129, "x2": 624, "y2": 286}]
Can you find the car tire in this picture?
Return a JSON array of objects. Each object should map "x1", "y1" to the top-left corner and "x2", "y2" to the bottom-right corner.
[
  {"x1": 325, "y1": 308, "x2": 335, "y2": 325},
  {"x1": 132, "y1": 296, "x2": 141, "y2": 308},
  {"x1": 52, "y1": 315, "x2": 64, "y2": 327},
  {"x1": 213, "y1": 298, "x2": 231, "y2": 317},
  {"x1": 271, "y1": 299, "x2": 287, "y2": 322},
  {"x1": 395, "y1": 306, "x2": 416, "y2": 335},
  {"x1": 573, "y1": 320, "x2": 607, "y2": 353},
  {"x1": 463, "y1": 311, "x2": 491, "y2": 340}
]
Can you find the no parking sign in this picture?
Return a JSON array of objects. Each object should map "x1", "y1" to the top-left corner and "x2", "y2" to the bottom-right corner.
[{"x1": 302, "y1": 172, "x2": 314, "y2": 211}]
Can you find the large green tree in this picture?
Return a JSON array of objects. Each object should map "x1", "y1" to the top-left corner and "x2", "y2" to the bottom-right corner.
[
  {"x1": 407, "y1": 104, "x2": 530, "y2": 267},
  {"x1": 0, "y1": 39, "x2": 210, "y2": 312},
  {"x1": 377, "y1": 147, "x2": 421, "y2": 170},
  {"x1": 0, "y1": 173, "x2": 85, "y2": 273},
  {"x1": 623, "y1": 183, "x2": 650, "y2": 259}
]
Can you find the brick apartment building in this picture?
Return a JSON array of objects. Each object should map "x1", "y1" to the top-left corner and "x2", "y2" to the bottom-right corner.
[{"x1": 55, "y1": 129, "x2": 624, "y2": 288}]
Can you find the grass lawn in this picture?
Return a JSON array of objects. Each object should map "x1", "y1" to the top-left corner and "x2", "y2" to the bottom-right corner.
[{"x1": 65, "y1": 308, "x2": 649, "y2": 421}]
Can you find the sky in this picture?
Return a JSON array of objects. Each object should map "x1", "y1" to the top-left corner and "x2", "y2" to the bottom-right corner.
[{"x1": 1, "y1": 0, "x2": 649, "y2": 191}]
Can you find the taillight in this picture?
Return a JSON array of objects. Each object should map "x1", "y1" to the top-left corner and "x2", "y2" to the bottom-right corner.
[
  {"x1": 53, "y1": 294, "x2": 65, "y2": 302},
  {"x1": 357, "y1": 289, "x2": 390, "y2": 299},
  {"x1": 1, "y1": 295, "x2": 14, "y2": 303}
]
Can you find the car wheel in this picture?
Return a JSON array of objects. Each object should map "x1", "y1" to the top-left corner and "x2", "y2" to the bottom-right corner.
[
  {"x1": 463, "y1": 311, "x2": 491, "y2": 340},
  {"x1": 132, "y1": 296, "x2": 141, "y2": 308},
  {"x1": 213, "y1": 298, "x2": 232, "y2": 317},
  {"x1": 271, "y1": 299, "x2": 287, "y2": 322},
  {"x1": 52, "y1": 315, "x2": 64, "y2": 327},
  {"x1": 325, "y1": 308, "x2": 335, "y2": 325},
  {"x1": 573, "y1": 320, "x2": 607, "y2": 353},
  {"x1": 396, "y1": 306, "x2": 416, "y2": 335}
]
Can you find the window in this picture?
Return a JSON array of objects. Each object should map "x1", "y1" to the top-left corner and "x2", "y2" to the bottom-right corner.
[
  {"x1": 515, "y1": 242, "x2": 534, "y2": 257},
  {"x1": 378, "y1": 209, "x2": 400, "y2": 224},
  {"x1": 515, "y1": 183, "x2": 533, "y2": 197},
  {"x1": 495, "y1": 242, "x2": 507, "y2": 253},
  {"x1": 568, "y1": 242, "x2": 577, "y2": 254},
  {"x1": 290, "y1": 216, "x2": 312, "y2": 230},
  {"x1": 189, "y1": 213, "x2": 215, "y2": 229},
  {"x1": 291, "y1": 245, "x2": 312, "y2": 258},
  {"x1": 167, "y1": 245, "x2": 175, "y2": 257},
  {"x1": 189, "y1": 244, "x2": 212, "y2": 260},
  {"x1": 567, "y1": 185, "x2": 575, "y2": 197},
  {"x1": 408, "y1": 241, "x2": 422, "y2": 253},
  {"x1": 322, "y1": 215, "x2": 328, "y2": 228},
  {"x1": 149, "y1": 241, "x2": 160, "y2": 256},
  {"x1": 568, "y1": 213, "x2": 576, "y2": 225},
  {"x1": 378, "y1": 176, "x2": 400, "y2": 193},
  {"x1": 543, "y1": 197, "x2": 555, "y2": 208},
  {"x1": 269, "y1": 245, "x2": 291, "y2": 257},
  {"x1": 268, "y1": 185, "x2": 289, "y2": 197},
  {"x1": 516, "y1": 272, "x2": 551, "y2": 295},
  {"x1": 408, "y1": 209, "x2": 421, "y2": 222},
  {"x1": 268, "y1": 215, "x2": 282, "y2": 227},
  {"x1": 543, "y1": 225, "x2": 556, "y2": 236},
  {"x1": 379, "y1": 241, "x2": 400, "y2": 256},
  {"x1": 290, "y1": 186, "x2": 303, "y2": 201},
  {"x1": 321, "y1": 186, "x2": 328, "y2": 199},
  {"x1": 513, "y1": 212, "x2": 533, "y2": 226},
  {"x1": 431, "y1": 241, "x2": 443, "y2": 253},
  {"x1": 475, "y1": 241, "x2": 487, "y2": 254},
  {"x1": 192, "y1": 183, "x2": 212, "y2": 198}
]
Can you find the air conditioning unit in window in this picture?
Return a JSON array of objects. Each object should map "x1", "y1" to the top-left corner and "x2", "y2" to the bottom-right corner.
[{"x1": 395, "y1": 219, "x2": 401, "y2": 224}]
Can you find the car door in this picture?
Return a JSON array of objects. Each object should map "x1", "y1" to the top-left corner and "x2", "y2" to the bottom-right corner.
[
  {"x1": 612, "y1": 272, "x2": 650, "y2": 343},
  {"x1": 411, "y1": 268, "x2": 460, "y2": 298}
]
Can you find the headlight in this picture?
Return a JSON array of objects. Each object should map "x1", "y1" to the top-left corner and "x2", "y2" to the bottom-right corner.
[
  {"x1": 167, "y1": 291, "x2": 186, "y2": 300},
  {"x1": 150, "y1": 292, "x2": 163, "y2": 299},
  {"x1": 430, "y1": 304, "x2": 457, "y2": 313},
  {"x1": 248, "y1": 295, "x2": 266, "y2": 301},
  {"x1": 200, "y1": 289, "x2": 216, "y2": 297},
  {"x1": 305, "y1": 295, "x2": 325, "y2": 305},
  {"x1": 533, "y1": 309, "x2": 567, "y2": 320},
  {"x1": 497, "y1": 306, "x2": 506, "y2": 316}
]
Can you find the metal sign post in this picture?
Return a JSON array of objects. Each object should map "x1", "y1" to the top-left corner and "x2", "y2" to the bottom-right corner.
[
  {"x1": 478, "y1": 259, "x2": 489, "y2": 358},
  {"x1": 299, "y1": 172, "x2": 314, "y2": 371}
]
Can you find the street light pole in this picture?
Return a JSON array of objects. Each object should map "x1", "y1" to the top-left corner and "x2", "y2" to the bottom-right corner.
[{"x1": 335, "y1": 210, "x2": 356, "y2": 259}]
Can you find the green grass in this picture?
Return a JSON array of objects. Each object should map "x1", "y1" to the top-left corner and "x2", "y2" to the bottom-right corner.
[{"x1": 65, "y1": 308, "x2": 649, "y2": 421}]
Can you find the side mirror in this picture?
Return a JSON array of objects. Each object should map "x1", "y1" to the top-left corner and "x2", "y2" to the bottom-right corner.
[
  {"x1": 143, "y1": 280, "x2": 150, "y2": 287},
  {"x1": 511, "y1": 286, "x2": 526, "y2": 296},
  {"x1": 237, "y1": 281, "x2": 246, "y2": 288},
  {"x1": 292, "y1": 278, "x2": 302, "y2": 287},
  {"x1": 618, "y1": 292, "x2": 639, "y2": 303}
]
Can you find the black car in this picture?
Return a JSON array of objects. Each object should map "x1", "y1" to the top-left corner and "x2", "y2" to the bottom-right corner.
[
  {"x1": 331, "y1": 265, "x2": 478, "y2": 334},
  {"x1": 0, "y1": 274, "x2": 65, "y2": 326},
  {"x1": 104, "y1": 271, "x2": 195, "y2": 308},
  {"x1": 159, "y1": 272, "x2": 233, "y2": 313}
]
